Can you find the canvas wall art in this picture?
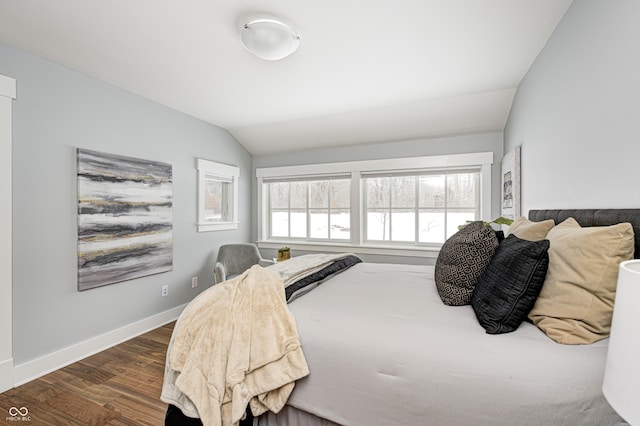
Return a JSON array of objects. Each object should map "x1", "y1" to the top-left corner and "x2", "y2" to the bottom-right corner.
[
  {"x1": 77, "y1": 148, "x2": 173, "y2": 291},
  {"x1": 501, "y1": 146, "x2": 521, "y2": 220}
]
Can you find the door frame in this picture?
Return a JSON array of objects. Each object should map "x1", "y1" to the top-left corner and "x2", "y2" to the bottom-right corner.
[{"x1": 0, "y1": 73, "x2": 16, "y2": 392}]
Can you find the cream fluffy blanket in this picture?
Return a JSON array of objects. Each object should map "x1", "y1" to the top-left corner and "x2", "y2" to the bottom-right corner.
[{"x1": 161, "y1": 265, "x2": 309, "y2": 426}]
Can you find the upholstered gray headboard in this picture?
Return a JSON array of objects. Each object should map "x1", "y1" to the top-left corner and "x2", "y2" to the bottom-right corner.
[{"x1": 528, "y1": 209, "x2": 640, "y2": 259}]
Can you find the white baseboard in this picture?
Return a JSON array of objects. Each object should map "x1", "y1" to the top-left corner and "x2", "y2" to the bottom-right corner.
[
  {"x1": 12, "y1": 304, "x2": 186, "y2": 387},
  {"x1": 0, "y1": 357, "x2": 14, "y2": 393}
]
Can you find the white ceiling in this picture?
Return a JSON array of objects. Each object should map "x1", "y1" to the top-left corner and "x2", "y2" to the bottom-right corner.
[{"x1": 0, "y1": 0, "x2": 572, "y2": 155}]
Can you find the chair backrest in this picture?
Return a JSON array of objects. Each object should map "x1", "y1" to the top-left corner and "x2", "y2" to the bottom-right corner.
[{"x1": 216, "y1": 243, "x2": 263, "y2": 275}]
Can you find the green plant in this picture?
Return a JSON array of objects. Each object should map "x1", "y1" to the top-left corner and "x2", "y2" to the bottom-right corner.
[{"x1": 458, "y1": 216, "x2": 514, "y2": 230}]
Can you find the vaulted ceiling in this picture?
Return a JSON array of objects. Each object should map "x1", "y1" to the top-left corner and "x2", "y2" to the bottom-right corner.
[{"x1": 0, "y1": 0, "x2": 573, "y2": 155}]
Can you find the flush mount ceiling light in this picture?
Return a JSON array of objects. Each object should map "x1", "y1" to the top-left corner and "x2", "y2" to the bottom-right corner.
[{"x1": 240, "y1": 19, "x2": 301, "y2": 61}]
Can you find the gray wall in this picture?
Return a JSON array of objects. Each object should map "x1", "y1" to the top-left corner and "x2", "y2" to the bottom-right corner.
[
  {"x1": 505, "y1": 0, "x2": 640, "y2": 213},
  {"x1": 1, "y1": 42, "x2": 251, "y2": 365},
  {"x1": 14, "y1": 0, "x2": 632, "y2": 365},
  {"x1": 252, "y1": 132, "x2": 504, "y2": 264}
]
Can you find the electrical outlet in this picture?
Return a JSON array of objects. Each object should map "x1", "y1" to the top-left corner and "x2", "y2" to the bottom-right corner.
[
  {"x1": 191, "y1": 276, "x2": 198, "y2": 288},
  {"x1": 161, "y1": 285, "x2": 168, "y2": 297}
]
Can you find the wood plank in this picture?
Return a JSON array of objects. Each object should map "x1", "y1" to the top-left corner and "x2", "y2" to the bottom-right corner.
[
  {"x1": 107, "y1": 415, "x2": 154, "y2": 426},
  {"x1": 63, "y1": 361, "x2": 116, "y2": 385},
  {"x1": 39, "y1": 369, "x2": 95, "y2": 396},
  {"x1": 78, "y1": 382, "x2": 122, "y2": 406},
  {"x1": 100, "y1": 374, "x2": 165, "y2": 407},
  {"x1": 0, "y1": 322, "x2": 176, "y2": 425},
  {"x1": 45, "y1": 391, "x2": 120, "y2": 426},
  {"x1": 105, "y1": 395, "x2": 166, "y2": 426},
  {"x1": 0, "y1": 389, "x2": 87, "y2": 426}
]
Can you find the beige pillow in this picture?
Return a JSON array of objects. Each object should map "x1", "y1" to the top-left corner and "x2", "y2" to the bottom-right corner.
[
  {"x1": 528, "y1": 217, "x2": 634, "y2": 344},
  {"x1": 508, "y1": 216, "x2": 555, "y2": 241}
]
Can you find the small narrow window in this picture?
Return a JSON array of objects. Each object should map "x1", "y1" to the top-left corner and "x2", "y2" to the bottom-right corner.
[{"x1": 197, "y1": 159, "x2": 239, "y2": 232}]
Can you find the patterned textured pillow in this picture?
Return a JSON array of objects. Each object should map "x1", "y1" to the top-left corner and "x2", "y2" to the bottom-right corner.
[
  {"x1": 471, "y1": 234, "x2": 550, "y2": 334},
  {"x1": 435, "y1": 221, "x2": 500, "y2": 306}
]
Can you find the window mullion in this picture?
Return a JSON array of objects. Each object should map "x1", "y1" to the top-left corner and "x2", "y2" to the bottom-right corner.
[
  {"x1": 387, "y1": 181, "x2": 392, "y2": 242},
  {"x1": 443, "y1": 176, "x2": 448, "y2": 241},
  {"x1": 287, "y1": 182, "x2": 292, "y2": 238},
  {"x1": 266, "y1": 184, "x2": 270, "y2": 238},
  {"x1": 270, "y1": 186, "x2": 275, "y2": 238},
  {"x1": 351, "y1": 172, "x2": 361, "y2": 245},
  {"x1": 306, "y1": 182, "x2": 311, "y2": 239},
  {"x1": 327, "y1": 181, "x2": 331, "y2": 239},
  {"x1": 414, "y1": 176, "x2": 419, "y2": 244}
]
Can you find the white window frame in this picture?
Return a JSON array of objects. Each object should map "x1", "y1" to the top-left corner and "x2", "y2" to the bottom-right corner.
[
  {"x1": 256, "y1": 152, "x2": 493, "y2": 257},
  {"x1": 263, "y1": 176, "x2": 352, "y2": 241},
  {"x1": 361, "y1": 170, "x2": 481, "y2": 244},
  {"x1": 197, "y1": 158, "x2": 239, "y2": 232}
]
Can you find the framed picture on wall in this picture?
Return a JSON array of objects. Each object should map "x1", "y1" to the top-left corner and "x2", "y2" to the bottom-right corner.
[
  {"x1": 77, "y1": 148, "x2": 173, "y2": 291},
  {"x1": 501, "y1": 146, "x2": 521, "y2": 220}
]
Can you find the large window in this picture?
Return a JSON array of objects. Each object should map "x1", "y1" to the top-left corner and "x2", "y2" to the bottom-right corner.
[
  {"x1": 266, "y1": 177, "x2": 351, "y2": 240},
  {"x1": 363, "y1": 172, "x2": 479, "y2": 244},
  {"x1": 256, "y1": 152, "x2": 493, "y2": 255}
]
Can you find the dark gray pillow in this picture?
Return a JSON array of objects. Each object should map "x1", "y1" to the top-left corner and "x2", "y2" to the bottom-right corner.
[
  {"x1": 435, "y1": 221, "x2": 500, "y2": 306},
  {"x1": 471, "y1": 234, "x2": 550, "y2": 334}
]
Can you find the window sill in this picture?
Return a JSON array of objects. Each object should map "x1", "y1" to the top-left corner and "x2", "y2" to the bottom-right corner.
[
  {"x1": 197, "y1": 222, "x2": 239, "y2": 232},
  {"x1": 256, "y1": 240, "x2": 440, "y2": 258}
]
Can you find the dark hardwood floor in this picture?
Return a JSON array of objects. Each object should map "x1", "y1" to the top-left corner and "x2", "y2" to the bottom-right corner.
[{"x1": 0, "y1": 321, "x2": 175, "y2": 425}]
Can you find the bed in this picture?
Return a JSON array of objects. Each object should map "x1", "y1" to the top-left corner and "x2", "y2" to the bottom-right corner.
[{"x1": 163, "y1": 209, "x2": 639, "y2": 426}]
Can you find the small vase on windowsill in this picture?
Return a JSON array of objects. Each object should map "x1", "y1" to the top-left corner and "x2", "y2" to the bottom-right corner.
[{"x1": 277, "y1": 247, "x2": 291, "y2": 262}]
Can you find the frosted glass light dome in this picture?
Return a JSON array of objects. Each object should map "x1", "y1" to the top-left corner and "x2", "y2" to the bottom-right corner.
[
  {"x1": 603, "y1": 259, "x2": 640, "y2": 425},
  {"x1": 240, "y1": 19, "x2": 300, "y2": 61}
]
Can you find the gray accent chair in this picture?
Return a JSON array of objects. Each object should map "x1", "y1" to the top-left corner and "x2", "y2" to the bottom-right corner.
[{"x1": 213, "y1": 243, "x2": 275, "y2": 284}]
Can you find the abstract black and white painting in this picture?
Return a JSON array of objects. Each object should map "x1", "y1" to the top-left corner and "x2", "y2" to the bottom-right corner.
[{"x1": 77, "y1": 148, "x2": 173, "y2": 291}]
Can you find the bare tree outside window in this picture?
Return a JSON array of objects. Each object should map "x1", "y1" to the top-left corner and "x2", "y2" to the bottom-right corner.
[
  {"x1": 197, "y1": 159, "x2": 239, "y2": 232},
  {"x1": 204, "y1": 179, "x2": 224, "y2": 220},
  {"x1": 270, "y1": 182, "x2": 289, "y2": 237},
  {"x1": 365, "y1": 172, "x2": 479, "y2": 244},
  {"x1": 419, "y1": 175, "x2": 445, "y2": 243},
  {"x1": 257, "y1": 152, "x2": 491, "y2": 247},
  {"x1": 330, "y1": 180, "x2": 350, "y2": 239},
  {"x1": 204, "y1": 177, "x2": 233, "y2": 222},
  {"x1": 268, "y1": 178, "x2": 350, "y2": 240},
  {"x1": 290, "y1": 182, "x2": 307, "y2": 237},
  {"x1": 366, "y1": 177, "x2": 390, "y2": 240}
]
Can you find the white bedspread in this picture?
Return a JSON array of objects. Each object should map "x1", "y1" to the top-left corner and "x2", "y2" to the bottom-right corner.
[{"x1": 281, "y1": 263, "x2": 626, "y2": 426}]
